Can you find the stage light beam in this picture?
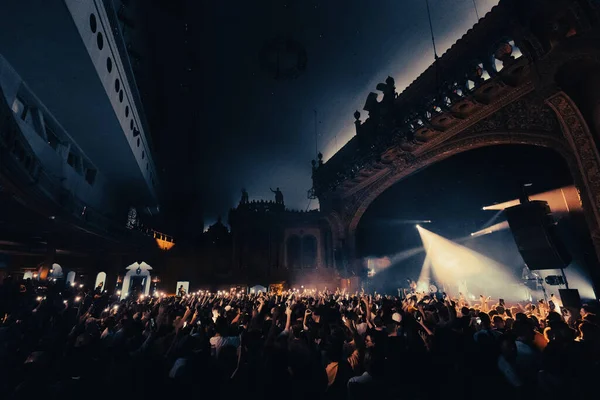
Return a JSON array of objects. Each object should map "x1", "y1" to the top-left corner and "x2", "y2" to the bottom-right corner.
[
  {"x1": 469, "y1": 221, "x2": 510, "y2": 238},
  {"x1": 416, "y1": 226, "x2": 525, "y2": 301},
  {"x1": 482, "y1": 185, "x2": 581, "y2": 214}
]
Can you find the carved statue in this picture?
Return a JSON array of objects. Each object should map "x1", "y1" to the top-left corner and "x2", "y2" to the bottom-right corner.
[
  {"x1": 376, "y1": 76, "x2": 396, "y2": 105},
  {"x1": 240, "y1": 188, "x2": 249, "y2": 205},
  {"x1": 270, "y1": 187, "x2": 284, "y2": 205},
  {"x1": 363, "y1": 92, "x2": 380, "y2": 118}
]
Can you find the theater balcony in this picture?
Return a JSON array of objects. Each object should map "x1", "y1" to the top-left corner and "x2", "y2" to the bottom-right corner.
[{"x1": 0, "y1": 0, "x2": 160, "y2": 247}]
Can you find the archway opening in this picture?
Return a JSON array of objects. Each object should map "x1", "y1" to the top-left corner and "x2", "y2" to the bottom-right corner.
[
  {"x1": 66, "y1": 271, "x2": 76, "y2": 286},
  {"x1": 94, "y1": 272, "x2": 107, "y2": 292},
  {"x1": 356, "y1": 144, "x2": 597, "y2": 301}
]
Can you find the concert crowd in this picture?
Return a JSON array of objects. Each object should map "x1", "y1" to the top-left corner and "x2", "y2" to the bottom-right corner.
[{"x1": 0, "y1": 276, "x2": 598, "y2": 400}]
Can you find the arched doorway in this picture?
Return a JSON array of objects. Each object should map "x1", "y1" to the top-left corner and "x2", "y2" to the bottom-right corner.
[
  {"x1": 356, "y1": 145, "x2": 597, "y2": 300},
  {"x1": 94, "y1": 272, "x2": 107, "y2": 292},
  {"x1": 121, "y1": 262, "x2": 152, "y2": 300},
  {"x1": 66, "y1": 271, "x2": 76, "y2": 286},
  {"x1": 48, "y1": 263, "x2": 63, "y2": 280}
]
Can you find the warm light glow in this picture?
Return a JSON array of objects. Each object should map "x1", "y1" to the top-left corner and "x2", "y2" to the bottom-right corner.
[
  {"x1": 75, "y1": 296, "x2": 81, "y2": 302},
  {"x1": 155, "y1": 237, "x2": 175, "y2": 251},
  {"x1": 416, "y1": 226, "x2": 525, "y2": 301},
  {"x1": 482, "y1": 185, "x2": 581, "y2": 214}
]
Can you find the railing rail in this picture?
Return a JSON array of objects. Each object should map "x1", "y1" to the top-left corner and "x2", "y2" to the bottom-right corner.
[{"x1": 0, "y1": 94, "x2": 152, "y2": 245}]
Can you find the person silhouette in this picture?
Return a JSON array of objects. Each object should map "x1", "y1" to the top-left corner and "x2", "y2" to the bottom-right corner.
[
  {"x1": 270, "y1": 187, "x2": 284, "y2": 205},
  {"x1": 240, "y1": 188, "x2": 249, "y2": 204}
]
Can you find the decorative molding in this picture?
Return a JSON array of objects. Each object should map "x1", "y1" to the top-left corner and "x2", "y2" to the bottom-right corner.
[
  {"x1": 546, "y1": 91, "x2": 600, "y2": 229},
  {"x1": 343, "y1": 167, "x2": 390, "y2": 198},
  {"x1": 461, "y1": 91, "x2": 559, "y2": 138},
  {"x1": 346, "y1": 131, "x2": 570, "y2": 233},
  {"x1": 413, "y1": 81, "x2": 535, "y2": 155},
  {"x1": 337, "y1": 81, "x2": 537, "y2": 200}
]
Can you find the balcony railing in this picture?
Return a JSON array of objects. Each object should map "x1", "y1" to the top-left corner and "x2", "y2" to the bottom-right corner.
[{"x1": 0, "y1": 94, "x2": 151, "y2": 245}]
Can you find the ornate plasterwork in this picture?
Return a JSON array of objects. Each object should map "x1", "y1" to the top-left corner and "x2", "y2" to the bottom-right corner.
[
  {"x1": 546, "y1": 92, "x2": 600, "y2": 233},
  {"x1": 461, "y1": 91, "x2": 559, "y2": 137},
  {"x1": 344, "y1": 131, "x2": 570, "y2": 233}
]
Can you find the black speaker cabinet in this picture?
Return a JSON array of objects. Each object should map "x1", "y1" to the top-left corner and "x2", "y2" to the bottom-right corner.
[
  {"x1": 559, "y1": 289, "x2": 582, "y2": 310},
  {"x1": 504, "y1": 200, "x2": 571, "y2": 270}
]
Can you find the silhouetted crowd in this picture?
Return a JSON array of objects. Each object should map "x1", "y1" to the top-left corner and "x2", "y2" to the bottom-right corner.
[{"x1": 0, "y1": 276, "x2": 599, "y2": 400}]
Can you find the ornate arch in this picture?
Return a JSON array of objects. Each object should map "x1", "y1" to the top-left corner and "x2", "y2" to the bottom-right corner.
[
  {"x1": 546, "y1": 91, "x2": 600, "y2": 250},
  {"x1": 345, "y1": 131, "x2": 573, "y2": 234},
  {"x1": 335, "y1": 91, "x2": 600, "y2": 290}
]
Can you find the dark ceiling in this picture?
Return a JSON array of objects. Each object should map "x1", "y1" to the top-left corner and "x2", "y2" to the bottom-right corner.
[{"x1": 134, "y1": 0, "x2": 499, "y2": 237}]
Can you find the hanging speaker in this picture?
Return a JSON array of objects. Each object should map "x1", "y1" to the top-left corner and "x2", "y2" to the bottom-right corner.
[
  {"x1": 558, "y1": 289, "x2": 582, "y2": 310},
  {"x1": 504, "y1": 200, "x2": 571, "y2": 270}
]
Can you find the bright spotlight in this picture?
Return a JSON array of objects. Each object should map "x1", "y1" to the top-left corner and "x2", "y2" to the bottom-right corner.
[
  {"x1": 415, "y1": 224, "x2": 421, "y2": 228},
  {"x1": 482, "y1": 185, "x2": 580, "y2": 214},
  {"x1": 415, "y1": 226, "x2": 525, "y2": 302},
  {"x1": 469, "y1": 221, "x2": 510, "y2": 238},
  {"x1": 388, "y1": 219, "x2": 433, "y2": 225}
]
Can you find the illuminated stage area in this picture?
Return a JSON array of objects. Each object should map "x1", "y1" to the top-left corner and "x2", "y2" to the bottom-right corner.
[
  {"x1": 415, "y1": 225, "x2": 524, "y2": 301},
  {"x1": 357, "y1": 145, "x2": 598, "y2": 303}
]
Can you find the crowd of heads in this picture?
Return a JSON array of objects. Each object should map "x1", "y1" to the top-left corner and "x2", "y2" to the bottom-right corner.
[{"x1": 0, "y1": 275, "x2": 599, "y2": 400}]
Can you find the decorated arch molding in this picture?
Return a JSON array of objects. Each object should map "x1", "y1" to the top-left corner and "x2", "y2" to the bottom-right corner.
[
  {"x1": 546, "y1": 91, "x2": 600, "y2": 247},
  {"x1": 344, "y1": 131, "x2": 573, "y2": 234},
  {"x1": 334, "y1": 90, "x2": 600, "y2": 272}
]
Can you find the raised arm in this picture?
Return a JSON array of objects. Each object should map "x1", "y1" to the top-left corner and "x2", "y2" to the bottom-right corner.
[{"x1": 284, "y1": 305, "x2": 293, "y2": 333}]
